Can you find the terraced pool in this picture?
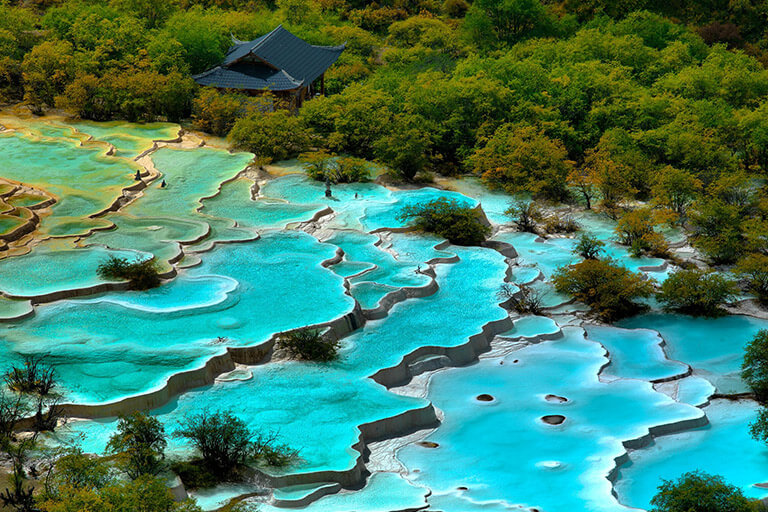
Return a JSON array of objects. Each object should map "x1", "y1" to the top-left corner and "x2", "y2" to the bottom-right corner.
[{"x1": 0, "y1": 113, "x2": 764, "y2": 511}]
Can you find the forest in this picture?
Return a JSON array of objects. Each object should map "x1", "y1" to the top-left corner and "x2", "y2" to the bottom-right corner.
[{"x1": 3, "y1": 0, "x2": 767, "y2": 273}]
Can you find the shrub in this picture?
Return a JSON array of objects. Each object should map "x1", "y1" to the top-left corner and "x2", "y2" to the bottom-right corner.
[
  {"x1": 543, "y1": 214, "x2": 580, "y2": 234},
  {"x1": 742, "y1": 330, "x2": 768, "y2": 403},
  {"x1": 574, "y1": 234, "x2": 604, "y2": 260},
  {"x1": 497, "y1": 284, "x2": 542, "y2": 314},
  {"x1": 689, "y1": 200, "x2": 745, "y2": 265},
  {"x1": 97, "y1": 256, "x2": 161, "y2": 290},
  {"x1": 4, "y1": 355, "x2": 62, "y2": 433},
  {"x1": 42, "y1": 448, "x2": 110, "y2": 498},
  {"x1": 107, "y1": 412, "x2": 167, "y2": 479},
  {"x1": 615, "y1": 208, "x2": 669, "y2": 258},
  {"x1": 40, "y1": 474, "x2": 189, "y2": 512},
  {"x1": 276, "y1": 328, "x2": 340, "y2": 362},
  {"x1": 169, "y1": 460, "x2": 219, "y2": 489},
  {"x1": 657, "y1": 269, "x2": 737, "y2": 316},
  {"x1": 553, "y1": 259, "x2": 655, "y2": 321},
  {"x1": 505, "y1": 200, "x2": 541, "y2": 233},
  {"x1": 397, "y1": 198, "x2": 490, "y2": 246},
  {"x1": 348, "y1": 5, "x2": 407, "y2": 32},
  {"x1": 650, "y1": 471, "x2": 754, "y2": 512},
  {"x1": 0, "y1": 393, "x2": 26, "y2": 441},
  {"x1": 252, "y1": 431, "x2": 299, "y2": 467},
  {"x1": 335, "y1": 157, "x2": 371, "y2": 183},
  {"x1": 4, "y1": 354, "x2": 55, "y2": 395},
  {"x1": 736, "y1": 254, "x2": 768, "y2": 304},
  {"x1": 443, "y1": 0, "x2": 469, "y2": 17},
  {"x1": 174, "y1": 410, "x2": 297, "y2": 477},
  {"x1": 175, "y1": 410, "x2": 252, "y2": 474},
  {"x1": 300, "y1": 152, "x2": 370, "y2": 184}
]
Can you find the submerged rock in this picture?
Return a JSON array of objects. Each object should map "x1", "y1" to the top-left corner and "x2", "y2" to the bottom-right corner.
[{"x1": 541, "y1": 414, "x2": 566, "y2": 425}]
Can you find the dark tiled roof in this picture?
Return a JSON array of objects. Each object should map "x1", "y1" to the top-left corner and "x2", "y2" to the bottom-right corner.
[
  {"x1": 224, "y1": 32, "x2": 270, "y2": 67},
  {"x1": 220, "y1": 25, "x2": 345, "y2": 86},
  {"x1": 193, "y1": 62, "x2": 303, "y2": 91}
]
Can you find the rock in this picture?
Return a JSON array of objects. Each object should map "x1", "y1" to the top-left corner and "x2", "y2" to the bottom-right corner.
[
  {"x1": 541, "y1": 414, "x2": 566, "y2": 425},
  {"x1": 476, "y1": 394, "x2": 495, "y2": 402},
  {"x1": 545, "y1": 394, "x2": 569, "y2": 403},
  {"x1": 418, "y1": 441, "x2": 439, "y2": 448},
  {"x1": 536, "y1": 460, "x2": 564, "y2": 470}
]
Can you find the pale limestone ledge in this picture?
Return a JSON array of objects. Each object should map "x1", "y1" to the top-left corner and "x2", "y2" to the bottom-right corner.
[{"x1": 384, "y1": 317, "x2": 713, "y2": 512}]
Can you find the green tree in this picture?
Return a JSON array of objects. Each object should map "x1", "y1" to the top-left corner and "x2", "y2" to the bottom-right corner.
[
  {"x1": 742, "y1": 330, "x2": 768, "y2": 404},
  {"x1": 656, "y1": 46, "x2": 768, "y2": 109},
  {"x1": 374, "y1": 114, "x2": 432, "y2": 181},
  {"x1": 388, "y1": 17, "x2": 459, "y2": 50},
  {"x1": 403, "y1": 74, "x2": 513, "y2": 169},
  {"x1": 750, "y1": 407, "x2": 768, "y2": 446},
  {"x1": 564, "y1": 0, "x2": 648, "y2": 20},
  {"x1": 464, "y1": 0, "x2": 553, "y2": 47},
  {"x1": 21, "y1": 40, "x2": 75, "y2": 111},
  {"x1": 574, "y1": 233, "x2": 604, "y2": 259},
  {"x1": 229, "y1": 111, "x2": 311, "y2": 162},
  {"x1": 397, "y1": 198, "x2": 491, "y2": 246},
  {"x1": 175, "y1": 410, "x2": 298, "y2": 477},
  {"x1": 300, "y1": 84, "x2": 393, "y2": 159},
  {"x1": 41, "y1": 448, "x2": 110, "y2": 500},
  {"x1": 505, "y1": 200, "x2": 541, "y2": 233},
  {"x1": 470, "y1": 124, "x2": 573, "y2": 201},
  {"x1": 107, "y1": 412, "x2": 167, "y2": 479},
  {"x1": 615, "y1": 208, "x2": 669, "y2": 257},
  {"x1": 689, "y1": 199, "x2": 745, "y2": 264},
  {"x1": 110, "y1": 0, "x2": 174, "y2": 28},
  {"x1": 650, "y1": 471, "x2": 754, "y2": 512},
  {"x1": 582, "y1": 129, "x2": 645, "y2": 209},
  {"x1": 335, "y1": 157, "x2": 371, "y2": 183},
  {"x1": 736, "y1": 254, "x2": 768, "y2": 304},
  {"x1": 657, "y1": 269, "x2": 737, "y2": 316},
  {"x1": 192, "y1": 89, "x2": 265, "y2": 137},
  {"x1": 651, "y1": 166, "x2": 702, "y2": 222},
  {"x1": 553, "y1": 259, "x2": 655, "y2": 320},
  {"x1": 175, "y1": 410, "x2": 253, "y2": 474},
  {"x1": 161, "y1": 7, "x2": 230, "y2": 74},
  {"x1": 738, "y1": 101, "x2": 768, "y2": 172},
  {"x1": 40, "y1": 474, "x2": 199, "y2": 512}
]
